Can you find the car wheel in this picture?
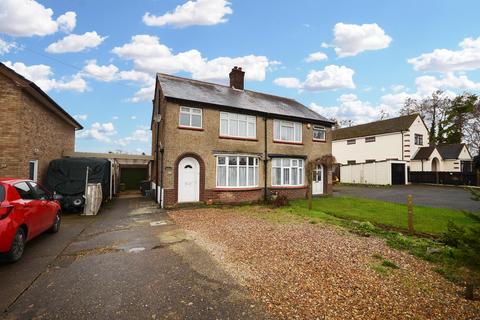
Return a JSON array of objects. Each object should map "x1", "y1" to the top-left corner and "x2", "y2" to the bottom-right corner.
[
  {"x1": 49, "y1": 211, "x2": 61, "y2": 233},
  {"x1": 6, "y1": 228, "x2": 26, "y2": 263}
]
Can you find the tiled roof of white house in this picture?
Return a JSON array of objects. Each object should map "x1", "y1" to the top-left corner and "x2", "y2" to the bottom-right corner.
[{"x1": 156, "y1": 73, "x2": 334, "y2": 125}]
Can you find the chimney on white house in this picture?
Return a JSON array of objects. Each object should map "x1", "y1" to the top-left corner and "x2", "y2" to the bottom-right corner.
[{"x1": 229, "y1": 66, "x2": 245, "y2": 90}]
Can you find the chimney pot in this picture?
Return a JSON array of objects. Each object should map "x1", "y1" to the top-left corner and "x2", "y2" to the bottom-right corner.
[{"x1": 229, "y1": 66, "x2": 245, "y2": 90}]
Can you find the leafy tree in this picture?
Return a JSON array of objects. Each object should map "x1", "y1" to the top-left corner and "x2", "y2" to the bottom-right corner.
[
  {"x1": 442, "y1": 93, "x2": 478, "y2": 144},
  {"x1": 400, "y1": 91, "x2": 450, "y2": 145}
]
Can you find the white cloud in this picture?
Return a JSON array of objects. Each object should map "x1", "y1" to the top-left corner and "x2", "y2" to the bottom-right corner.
[
  {"x1": 56, "y1": 11, "x2": 76, "y2": 33},
  {"x1": 0, "y1": 38, "x2": 16, "y2": 55},
  {"x1": 0, "y1": 0, "x2": 76, "y2": 36},
  {"x1": 130, "y1": 116, "x2": 137, "y2": 120},
  {"x1": 73, "y1": 114, "x2": 88, "y2": 121},
  {"x1": 408, "y1": 36, "x2": 480, "y2": 72},
  {"x1": 81, "y1": 60, "x2": 119, "y2": 82},
  {"x1": 326, "y1": 23, "x2": 392, "y2": 57},
  {"x1": 415, "y1": 73, "x2": 480, "y2": 95},
  {"x1": 46, "y1": 31, "x2": 106, "y2": 53},
  {"x1": 274, "y1": 65, "x2": 355, "y2": 91},
  {"x1": 273, "y1": 77, "x2": 302, "y2": 89},
  {"x1": 112, "y1": 35, "x2": 275, "y2": 85},
  {"x1": 306, "y1": 51, "x2": 328, "y2": 62},
  {"x1": 112, "y1": 116, "x2": 119, "y2": 120},
  {"x1": 116, "y1": 129, "x2": 150, "y2": 146},
  {"x1": 77, "y1": 122, "x2": 117, "y2": 143},
  {"x1": 3, "y1": 61, "x2": 87, "y2": 92},
  {"x1": 130, "y1": 84, "x2": 155, "y2": 103},
  {"x1": 143, "y1": 0, "x2": 232, "y2": 28},
  {"x1": 310, "y1": 93, "x2": 401, "y2": 124},
  {"x1": 118, "y1": 70, "x2": 153, "y2": 84},
  {"x1": 303, "y1": 65, "x2": 355, "y2": 90}
]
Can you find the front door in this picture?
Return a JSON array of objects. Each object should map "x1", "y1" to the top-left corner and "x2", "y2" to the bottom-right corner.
[
  {"x1": 312, "y1": 165, "x2": 324, "y2": 195},
  {"x1": 178, "y1": 157, "x2": 200, "y2": 203}
]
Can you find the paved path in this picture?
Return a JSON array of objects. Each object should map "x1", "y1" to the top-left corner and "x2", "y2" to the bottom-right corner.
[
  {"x1": 1, "y1": 198, "x2": 267, "y2": 319},
  {"x1": 334, "y1": 184, "x2": 480, "y2": 212}
]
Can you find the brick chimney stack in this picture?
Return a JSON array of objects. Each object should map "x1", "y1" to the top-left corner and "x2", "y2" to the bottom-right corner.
[{"x1": 229, "y1": 66, "x2": 245, "y2": 90}]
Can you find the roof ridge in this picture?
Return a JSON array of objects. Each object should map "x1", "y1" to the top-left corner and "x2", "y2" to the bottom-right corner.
[
  {"x1": 156, "y1": 72, "x2": 299, "y2": 103},
  {"x1": 334, "y1": 113, "x2": 419, "y2": 132}
]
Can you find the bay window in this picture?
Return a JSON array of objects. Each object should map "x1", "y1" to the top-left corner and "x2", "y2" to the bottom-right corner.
[
  {"x1": 272, "y1": 158, "x2": 304, "y2": 186},
  {"x1": 274, "y1": 120, "x2": 302, "y2": 143},
  {"x1": 179, "y1": 106, "x2": 202, "y2": 128},
  {"x1": 216, "y1": 155, "x2": 259, "y2": 188},
  {"x1": 220, "y1": 112, "x2": 256, "y2": 138}
]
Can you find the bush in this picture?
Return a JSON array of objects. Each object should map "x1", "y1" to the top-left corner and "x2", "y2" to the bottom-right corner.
[
  {"x1": 273, "y1": 194, "x2": 289, "y2": 207},
  {"x1": 442, "y1": 221, "x2": 480, "y2": 272}
]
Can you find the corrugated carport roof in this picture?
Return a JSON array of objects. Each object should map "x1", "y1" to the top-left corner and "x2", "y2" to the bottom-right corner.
[{"x1": 157, "y1": 73, "x2": 334, "y2": 125}]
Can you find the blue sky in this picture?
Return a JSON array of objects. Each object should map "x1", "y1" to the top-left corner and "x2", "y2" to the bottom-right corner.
[{"x1": 1, "y1": 0, "x2": 479, "y2": 155}]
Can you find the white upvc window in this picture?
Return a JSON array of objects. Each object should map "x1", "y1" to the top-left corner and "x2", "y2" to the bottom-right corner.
[
  {"x1": 272, "y1": 158, "x2": 304, "y2": 186},
  {"x1": 216, "y1": 155, "x2": 259, "y2": 188},
  {"x1": 220, "y1": 112, "x2": 256, "y2": 138},
  {"x1": 179, "y1": 106, "x2": 202, "y2": 128},
  {"x1": 313, "y1": 125, "x2": 326, "y2": 141},
  {"x1": 274, "y1": 120, "x2": 302, "y2": 143}
]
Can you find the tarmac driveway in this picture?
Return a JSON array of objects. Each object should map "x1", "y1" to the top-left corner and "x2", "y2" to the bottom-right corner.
[
  {"x1": 334, "y1": 184, "x2": 480, "y2": 212},
  {"x1": 1, "y1": 197, "x2": 267, "y2": 320}
]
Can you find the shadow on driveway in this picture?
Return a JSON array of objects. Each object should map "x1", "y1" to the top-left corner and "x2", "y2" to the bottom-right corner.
[{"x1": 334, "y1": 184, "x2": 480, "y2": 212}]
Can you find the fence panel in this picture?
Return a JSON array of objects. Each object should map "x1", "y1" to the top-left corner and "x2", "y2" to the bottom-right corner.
[{"x1": 409, "y1": 171, "x2": 478, "y2": 186}]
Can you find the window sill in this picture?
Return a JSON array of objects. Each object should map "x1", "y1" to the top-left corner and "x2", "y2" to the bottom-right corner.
[
  {"x1": 178, "y1": 126, "x2": 204, "y2": 131},
  {"x1": 273, "y1": 140, "x2": 303, "y2": 145},
  {"x1": 219, "y1": 136, "x2": 258, "y2": 141},
  {"x1": 312, "y1": 139, "x2": 326, "y2": 143},
  {"x1": 213, "y1": 187, "x2": 262, "y2": 191},
  {"x1": 270, "y1": 185, "x2": 306, "y2": 189}
]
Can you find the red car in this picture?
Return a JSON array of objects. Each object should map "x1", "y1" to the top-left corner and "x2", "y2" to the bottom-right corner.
[{"x1": 0, "y1": 178, "x2": 61, "y2": 262}]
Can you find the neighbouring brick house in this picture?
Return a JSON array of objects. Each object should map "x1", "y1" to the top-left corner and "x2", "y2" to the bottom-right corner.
[
  {"x1": 151, "y1": 67, "x2": 334, "y2": 207},
  {"x1": 0, "y1": 63, "x2": 83, "y2": 183}
]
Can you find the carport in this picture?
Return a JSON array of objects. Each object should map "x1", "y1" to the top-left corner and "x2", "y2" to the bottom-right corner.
[{"x1": 63, "y1": 151, "x2": 152, "y2": 194}]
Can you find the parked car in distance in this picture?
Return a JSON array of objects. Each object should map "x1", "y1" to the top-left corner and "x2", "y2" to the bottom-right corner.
[{"x1": 0, "y1": 178, "x2": 62, "y2": 263}]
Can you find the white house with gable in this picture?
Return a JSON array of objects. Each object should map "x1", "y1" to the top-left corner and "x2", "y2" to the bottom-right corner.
[{"x1": 332, "y1": 114, "x2": 429, "y2": 166}]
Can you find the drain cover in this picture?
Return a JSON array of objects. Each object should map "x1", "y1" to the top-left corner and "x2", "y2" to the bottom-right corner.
[{"x1": 150, "y1": 220, "x2": 168, "y2": 226}]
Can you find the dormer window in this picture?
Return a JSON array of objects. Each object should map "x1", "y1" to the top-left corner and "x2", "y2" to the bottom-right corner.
[{"x1": 179, "y1": 106, "x2": 202, "y2": 129}]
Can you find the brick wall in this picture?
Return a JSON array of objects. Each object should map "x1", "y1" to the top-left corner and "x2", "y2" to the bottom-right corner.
[
  {"x1": 0, "y1": 72, "x2": 76, "y2": 182},
  {"x1": 0, "y1": 73, "x2": 22, "y2": 178}
]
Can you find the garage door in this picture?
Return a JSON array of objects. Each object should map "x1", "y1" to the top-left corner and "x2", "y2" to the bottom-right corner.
[
  {"x1": 391, "y1": 163, "x2": 405, "y2": 185},
  {"x1": 120, "y1": 167, "x2": 148, "y2": 190}
]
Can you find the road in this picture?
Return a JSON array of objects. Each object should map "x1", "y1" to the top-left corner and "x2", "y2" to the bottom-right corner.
[
  {"x1": 1, "y1": 197, "x2": 266, "y2": 320},
  {"x1": 334, "y1": 184, "x2": 480, "y2": 212}
]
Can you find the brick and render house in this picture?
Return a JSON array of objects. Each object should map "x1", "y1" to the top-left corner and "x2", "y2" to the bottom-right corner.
[
  {"x1": 0, "y1": 63, "x2": 83, "y2": 183},
  {"x1": 151, "y1": 67, "x2": 334, "y2": 207}
]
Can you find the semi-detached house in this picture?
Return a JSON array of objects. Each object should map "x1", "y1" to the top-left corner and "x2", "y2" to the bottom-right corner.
[{"x1": 151, "y1": 67, "x2": 334, "y2": 207}]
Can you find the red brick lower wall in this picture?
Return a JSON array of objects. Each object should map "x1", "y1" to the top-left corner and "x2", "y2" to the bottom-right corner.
[
  {"x1": 269, "y1": 187, "x2": 308, "y2": 199},
  {"x1": 162, "y1": 186, "x2": 321, "y2": 207}
]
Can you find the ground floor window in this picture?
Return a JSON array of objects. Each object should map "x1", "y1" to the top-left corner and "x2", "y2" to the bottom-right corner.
[
  {"x1": 272, "y1": 158, "x2": 304, "y2": 186},
  {"x1": 216, "y1": 155, "x2": 259, "y2": 188},
  {"x1": 29, "y1": 160, "x2": 38, "y2": 182}
]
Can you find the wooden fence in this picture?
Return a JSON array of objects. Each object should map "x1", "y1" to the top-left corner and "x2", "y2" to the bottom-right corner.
[{"x1": 409, "y1": 171, "x2": 478, "y2": 186}]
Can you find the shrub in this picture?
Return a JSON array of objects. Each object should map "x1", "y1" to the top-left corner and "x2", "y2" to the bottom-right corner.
[{"x1": 273, "y1": 195, "x2": 289, "y2": 207}]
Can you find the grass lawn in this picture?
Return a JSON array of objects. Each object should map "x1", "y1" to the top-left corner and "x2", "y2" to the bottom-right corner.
[{"x1": 282, "y1": 196, "x2": 479, "y2": 236}]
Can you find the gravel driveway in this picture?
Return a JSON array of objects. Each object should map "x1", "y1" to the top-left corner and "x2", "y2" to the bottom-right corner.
[
  {"x1": 171, "y1": 207, "x2": 480, "y2": 320},
  {"x1": 334, "y1": 184, "x2": 480, "y2": 212}
]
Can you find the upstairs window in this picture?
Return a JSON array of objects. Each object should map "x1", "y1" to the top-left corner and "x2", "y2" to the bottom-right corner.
[
  {"x1": 347, "y1": 139, "x2": 356, "y2": 145},
  {"x1": 313, "y1": 125, "x2": 326, "y2": 141},
  {"x1": 220, "y1": 112, "x2": 256, "y2": 139},
  {"x1": 414, "y1": 134, "x2": 423, "y2": 146},
  {"x1": 365, "y1": 136, "x2": 376, "y2": 143},
  {"x1": 274, "y1": 120, "x2": 302, "y2": 143},
  {"x1": 272, "y1": 158, "x2": 304, "y2": 186},
  {"x1": 179, "y1": 106, "x2": 202, "y2": 128}
]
